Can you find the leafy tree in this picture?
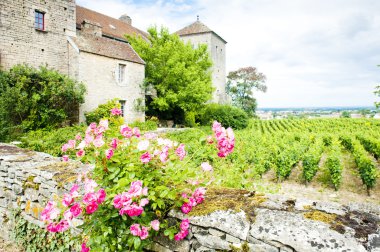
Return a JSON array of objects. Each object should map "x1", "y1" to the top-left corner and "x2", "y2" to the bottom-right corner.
[
  {"x1": 127, "y1": 26, "x2": 213, "y2": 122},
  {"x1": 341, "y1": 111, "x2": 351, "y2": 118},
  {"x1": 226, "y1": 66, "x2": 267, "y2": 116},
  {"x1": 0, "y1": 65, "x2": 86, "y2": 141}
]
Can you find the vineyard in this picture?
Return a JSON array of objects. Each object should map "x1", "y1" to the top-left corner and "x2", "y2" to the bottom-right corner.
[{"x1": 169, "y1": 119, "x2": 380, "y2": 198}]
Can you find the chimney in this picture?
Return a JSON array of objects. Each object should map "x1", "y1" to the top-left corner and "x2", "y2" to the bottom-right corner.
[
  {"x1": 119, "y1": 14, "x2": 132, "y2": 25},
  {"x1": 81, "y1": 19, "x2": 102, "y2": 37}
]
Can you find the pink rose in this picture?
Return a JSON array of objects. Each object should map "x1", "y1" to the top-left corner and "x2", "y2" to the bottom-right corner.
[
  {"x1": 180, "y1": 219, "x2": 190, "y2": 231},
  {"x1": 142, "y1": 187, "x2": 148, "y2": 196},
  {"x1": 133, "y1": 127, "x2": 141, "y2": 138},
  {"x1": 120, "y1": 203, "x2": 143, "y2": 217},
  {"x1": 93, "y1": 138, "x2": 105, "y2": 148},
  {"x1": 96, "y1": 188, "x2": 106, "y2": 204},
  {"x1": 62, "y1": 193, "x2": 73, "y2": 207},
  {"x1": 201, "y1": 162, "x2": 213, "y2": 172},
  {"x1": 89, "y1": 122, "x2": 97, "y2": 130},
  {"x1": 111, "y1": 107, "x2": 122, "y2": 116},
  {"x1": 140, "y1": 152, "x2": 152, "y2": 164},
  {"x1": 105, "y1": 148, "x2": 114, "y2": 159},
  {"x1": 192, "y1": 187, "x2": 206, "y2": 204},
  {"x1": 55, "y1": 220, "x2": 69, "y2": 232},
  {"x1": 128, "y1": 180, "x2": 143, "y2": 197},
  {"x1": 75, "y1": 134, "x2": 82, "y2": 141},
  {"x1": 83, "y1": 192, "x2": 97, "y2": 205},
  {"x1": 150, "y1": 220, "x2": 160, "y2": 231},
  {"x1": 159, "y1": 146, "x2": 169, "y2": 163},
  {"x1": 84, "y1": 179, "x2": 98, "y2": 193},
  {"x1": 181, "y1": 202, "x2": 192, "y2": 214},
  {"x1": 62, "y1": 155, "x2": 69, "y2": 162},
  {"x1": 70, "y1": 203, "x2": 82, "y2": 217},
  {"x1": 61, "y1": 144, "x2": 69, "y2": 152},
  {"x1": 130, "y1": 224, "x2": 141, "y2": 236},
  {"x1": 110, "y1": 138, "x2": 118, "y2": 149},
  {"x1": 81, "y1": 242, "x2": 90, "y2": 252},
  {"x1": 174, "y1": 229, "x2": 189, "y2": 241},
  {"x1": 99, "y1": 119, "x2": 109, "y2": 130},
  {"x1": 67, "y1": 140, "x2": 76, "y2": 149},
  {"x1": 206, "y1": 135, "x2": 213, "y2": 144},
  {"x1": 113, "y1": 195, "x2": 123, "y2": 209},
  {"x1": 70, "y1": 184, "x2": 79, "y2": 198},
  {"x1": 76, "y1": 149, "x2": 85, "y2": 158},
  {"x1": 139, "y1": 198, "x2": 149, "y2": 207},
  {"x1": 64, "y1": 209, "x2": 73, "y2": 221},
  {"x1": 86, "y1": 202, "x2": 99, "y2": 214},
  {"x1": 140, "y1": 226, "x2": 149, "y2": 240},
  {"x1": 84, "y1": 134, "x2": 94, "y2": 145},
  {"x1": 41, "y1": 201, "x2": 59, "y2": 221},
  {"x1": 175, "y1": 144, "x2": 186, "y2": 161},
  {"x1": 137, "y1": 140, "x2": 150, "y2": 151},
  {"x1": 47, "y1": 222, "x2": 57, "y2": 233},
  {"x1": 120, "y1": 125, "x2": 133, "y2": 138}
]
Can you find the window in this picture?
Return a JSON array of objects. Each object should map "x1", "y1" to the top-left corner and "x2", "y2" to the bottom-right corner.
[
  {"x1": 118, "y1": 64, "x2": 126, "y2": 83},
  {"x1": 119, "y1": 100, "x2": 126, "y2": 117},
  {"x1": 35, "y1": 11, "x2": 45, "y2": 30}
]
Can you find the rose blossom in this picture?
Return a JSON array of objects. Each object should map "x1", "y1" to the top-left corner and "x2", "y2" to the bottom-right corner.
[
  {"x1": 76, "y1": 149, "x2": 85, "y2": 158},
  {"x1": 41, "y1": 201, "x2": 60, "y2": 221},
  {"x1": 84, "y1": 179, "x2": 98, "y2": 193},
  {"x1": 110, "y1": 138, "x2": 119, "y2": 149},
  {"x1": 83, "y1": 192, "x2": 97, "y2": 205},
  {"x1": 93, "y1": 138, "x2": 105, "y2": 148},
  {"x1": 70, "y1": 203, "x2": 82, "y2": 217},
  {"x1": 137, "y1": 140, "x2": 150, "y2": 151},
  {"x1": 140, "y1": 226, "x2": 149, "y2": 240},
  {"x1": 96, "y1": 188, "x2": 106, "y2": 204},
  {"x1": 86, "y1": 202, "x2": 99, "y2": 214},
  {"x1": 99, "y1": 119, "x2": 109, "y2": 130},
  {"x1": 75, "y1": 134, "x2": 82, "y2": 141},
  {"x1": 130, "y1": 224, "x2": 141, "y2": 236},
  {"x1": 159, "y1": 146, "x2": 169, "y2": 163},
  {"x1": 151, "y1": 220, "x2": 160, "y2": 231},
  {"x1": 105, "y1": 148, "x2": 114, "y2": 159},
  {"x1": 62, "y1": 193, "x2": 74, "y2": 207},
  {"x1": 62, "y1": 155, "x2": 69, "y2": 162},
  {"x1": 133, "y1": 127, "x2": 141, "y2": 138},
  {"x1": 61, "y1": 144, "x2": 69, "y2": 152},
  {"x1": 111, "y1": 107, "x2": 122, "y2": 116},
  {"x1": 120, "y1": 125, "x2": 133, "y2": 138},
  {"x1": 175, "y1": 144, "x2": 186, "y2": 161},
  {"x1": 81, "y1": 242, "x2": 90, "y2": 252},
  {"x1": 64, "y1": 209, "x2": 73, "y2": 221},
  {"x1": 140, "y1": 152, "x2": 152, "y2": 164},
  {"x1": 201, "y1": 162, "x2": 213, "y2": 172},
  {"x1": 70, "y1": 184, "x2": 80, "y2": 198},
  {"x1": 128, "y1": 180, "x2": 143, "y2": 197},
  {"x1": 180, "y1": 219, "x2": 190, "y2": 230},
  {"x1": 139, "y1": 198, "x2": 149, "y2": 207},
  {"x1": 181, "y1": 202, "x2": 192, "y2": 214},
  {"x1": 192, "y1": 187, "x2": 206, "y2": 204}
]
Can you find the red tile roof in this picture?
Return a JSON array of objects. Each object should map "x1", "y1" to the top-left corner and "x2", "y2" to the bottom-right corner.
[
  {"x1": 176, "y1": 21, "x2": 227, "y2": 44},
  {"x1": 76, "y1": 5, "x2": 148, "y2": 41},
  {"x1": 72, "y1": 34, "x2": 145, "y2": 65}
]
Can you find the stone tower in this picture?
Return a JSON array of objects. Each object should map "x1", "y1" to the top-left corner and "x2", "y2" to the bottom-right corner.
[{"x1": 176, "y1": 17, "x2": 227, "y2": 104}]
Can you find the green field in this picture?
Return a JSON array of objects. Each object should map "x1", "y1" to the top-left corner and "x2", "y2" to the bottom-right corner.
[{"x1": 168, "y1": 119, "x2": 380, "y2": 196}]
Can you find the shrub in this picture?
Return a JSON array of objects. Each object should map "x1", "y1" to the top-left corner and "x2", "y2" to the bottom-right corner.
[
  {"x1": 129, "y1": 120, "x2": 158, "y2": 131},
  {"x1": 0, "y1": 65, "x2": 86, "y2": 141},
  {"x1": 84, "y1": 99, "x2": 120, "y2": 124},
  {"x1": 40, "y1": 114, "x2": 235, "y2": 251},
  {"x1": 198, "y1": 103, "x2": 249, "y2": 130}
]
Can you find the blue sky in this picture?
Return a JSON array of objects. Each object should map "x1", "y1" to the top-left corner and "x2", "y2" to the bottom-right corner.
[{"x1": 77, "y1": 0, "x2": 380, "y2": 108}]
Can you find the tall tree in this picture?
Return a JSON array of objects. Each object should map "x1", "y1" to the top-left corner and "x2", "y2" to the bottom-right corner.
[
  {"x1": 226, "y1": 67, "x2": 267, "y2": 116},
  {"x1": 127, "y1": 26, "x2": 213, "y2": 122}
]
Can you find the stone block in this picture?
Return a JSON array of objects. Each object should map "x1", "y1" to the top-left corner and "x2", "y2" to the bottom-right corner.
[
  {"x1": 24, "y1": 188, "x2": 39, "y2": 202},
  {"x1": 194, "y1": 234, "x2": 230, "y2": 250},
  {"x1": 225, "y1": 234, "x2": 240, "y2": 244}
]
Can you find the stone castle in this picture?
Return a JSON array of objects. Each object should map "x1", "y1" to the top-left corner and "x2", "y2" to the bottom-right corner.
[{"x1": 0, "y1": 0, "x2": 227, "y2": 122}]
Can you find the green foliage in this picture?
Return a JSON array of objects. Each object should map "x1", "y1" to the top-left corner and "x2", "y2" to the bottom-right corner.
[
  {"x1": 0, "y1": 65, "x2": 86, "y2": 141},
  {"x1": 198, "y1": 103, "x2": 249, "y2": 130},
  {"x1": 357, "y1": 135, "x2": 380, "y2": 159},
  {"x1": 127, "y1": 26, "x2": 213, "y2": 121},
  {"x1": 340, "y1": 135, "x2": 378, "y2": 193},
  {"x1": 325, "y1": 141, "x2": 342, "y2": 190},
  {"x1": 129, "y1": 120, "x2": 158, "y2": 131},
  {"x1": 19, "y1": 125, "x2": 85, "y2": 156},
  {"x1": 13, "y1": 210, "x2": 80, "y2": 251},
  {"x1": 341, "y1": 111, "x2": 351, "y2": 118},
  {"x1": 85, "y1": 99, "x2": 120, "y2": 124},
  {"x1": 226, "y1": 66, "x2": 267, "y2": 116},
  {"x1": 302, "y1": 137, "x2": 323, "y2": 183}
]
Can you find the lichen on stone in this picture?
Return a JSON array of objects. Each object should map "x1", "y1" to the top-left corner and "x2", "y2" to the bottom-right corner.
[
  {"x1": 23, "y1": 175, "x2": 39, "y2": 190},
  {"x1": 188, "y1": 187, "x2": 266, "y2": 220},
  {"x1": 303, "y1": 210, "x2": 337, "y2": 224}
]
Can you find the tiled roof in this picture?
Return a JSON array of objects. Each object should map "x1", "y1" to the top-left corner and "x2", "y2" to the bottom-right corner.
[
  {"x1": 176, "y1": 21, "x2": 227, "y2": 44},
  {"x1": 72, "y1": 35, "x2": 145, "y2": 65},
  {"x1": 76, "y1": 5, "x2": 148, "y2": 41}
]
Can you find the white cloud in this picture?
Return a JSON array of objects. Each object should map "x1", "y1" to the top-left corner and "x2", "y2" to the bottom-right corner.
[{"x1": 77, "y1": 0, "x2": 380, "y2": 108}]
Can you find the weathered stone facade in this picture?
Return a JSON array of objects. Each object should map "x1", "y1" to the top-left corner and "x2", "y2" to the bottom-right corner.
[
  {"x1": 177, "y1": 21, "x2": 227, "y2": 104},
  {"x1": 0, "y1": 143, "x2": 379, "y2": 252},
  {"x1": 0, "y1": 0, "x2": 76, "y2": 73},
  {"x1": 0, "y1": 1, "x2": 146, "y2": 123}
]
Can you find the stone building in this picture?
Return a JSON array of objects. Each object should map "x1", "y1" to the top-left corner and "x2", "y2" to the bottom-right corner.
[
  {"x1": 176, "y1": 18, "x2": 227, "y2": 104},
  {"x1": 0, "y1": 1, "x2": 146, "y2": 123}
]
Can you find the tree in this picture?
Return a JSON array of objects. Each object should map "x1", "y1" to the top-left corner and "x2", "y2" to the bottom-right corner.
[
  {"x1": 127, "y1": 26, "x2": 213, "y2": 122},
  {"x1": 341, "y1": 111, "x2": 351, "y2": 118},
  {"x1": 375, "y1": 65, "x2": 380, "y2": 108},
  {"x1": 0, "y1": 65, "x2": 86, "y2": 141},
  {"x1": 226, "y1": 67, "x2": 267, "y2": 116}
]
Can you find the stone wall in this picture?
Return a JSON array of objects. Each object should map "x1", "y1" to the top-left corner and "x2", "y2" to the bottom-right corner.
[
  {"x1": 0, "y1": 143, "x2": 379, "y2": 252},
  {"x1": 0, "y1": 0, "x2": 76, "y2": 74},
  {"x1": 77, "y1": 51, "x2": 145, "y2": 123}
]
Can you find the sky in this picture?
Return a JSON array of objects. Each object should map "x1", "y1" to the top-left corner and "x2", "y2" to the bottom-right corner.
[{"x1": 77, "y1": 0, "x2": 380, "y2": 108}]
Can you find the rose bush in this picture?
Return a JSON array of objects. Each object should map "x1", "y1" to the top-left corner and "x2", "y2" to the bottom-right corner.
[{"x1": 40, "y1": 109, "x2": 234, "y2": 251}]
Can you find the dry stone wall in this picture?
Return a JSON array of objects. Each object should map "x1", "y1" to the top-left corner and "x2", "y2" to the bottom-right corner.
[{"x1": 0, "y1": 143, "x2": 379, "y2": 252}]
